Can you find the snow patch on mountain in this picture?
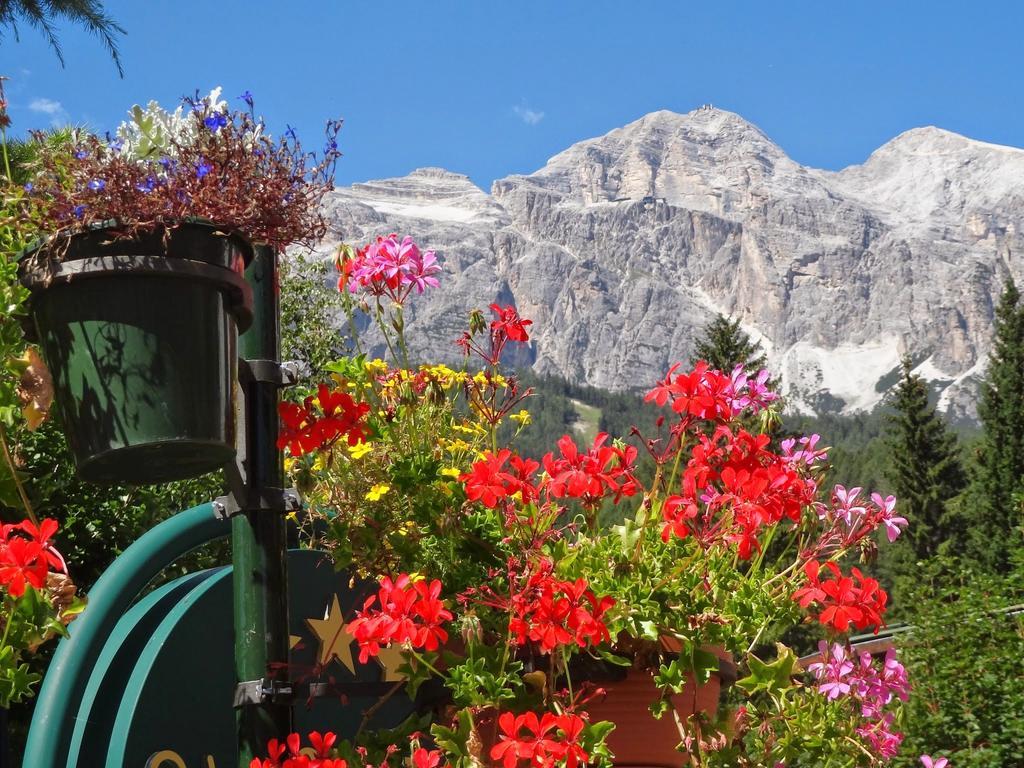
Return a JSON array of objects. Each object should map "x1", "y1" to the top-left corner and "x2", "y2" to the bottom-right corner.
[{"x1": 780, "y1": 336, "x2": 903, "y2": 414}]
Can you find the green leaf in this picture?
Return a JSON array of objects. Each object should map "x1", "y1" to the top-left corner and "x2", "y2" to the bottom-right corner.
[
  {"x1": 431, "y1": 708, "x2": 474, "y2": 762},
  {"x1": 639, "y1": 620, "x2": 660, "y2": 641},
  {"x1": 736, "y1": 643, "x2": 797, "y2": 697},
  {"x1": 648, "y1": 697, "x2": 672, "y2": 719},
  {"x1": 596, "y1": 649, "x2": 632, "y2": 667},
  {"x1": 612, "y1": 518, "x2": 641, "y2": 553}
]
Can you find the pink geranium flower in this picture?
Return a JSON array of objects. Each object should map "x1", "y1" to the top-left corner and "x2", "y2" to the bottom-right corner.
[{"x1": 872, "y1": 492, "x2": 909, "y2": 542}]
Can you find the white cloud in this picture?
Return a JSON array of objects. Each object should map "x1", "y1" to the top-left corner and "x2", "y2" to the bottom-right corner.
[
  {"x1": 513, "y1": 102, "x2": 545, "y2": 126},
  {"x1": 29, "y1": 98, "x2": 63, "y2": 115},
  {"x1": 28, "y1": 97, "x2": 68, "y2": 127}
]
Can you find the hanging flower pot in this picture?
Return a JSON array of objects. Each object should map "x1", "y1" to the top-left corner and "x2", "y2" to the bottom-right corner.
[
  {"x1": 16, "y1": 87, "x2": 341, "y2": 484},
  {"x1": 18, "y1": 220, "x2": 253, "y2": 484}
]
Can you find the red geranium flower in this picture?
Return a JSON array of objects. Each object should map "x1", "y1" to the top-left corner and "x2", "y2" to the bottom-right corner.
[
  {"x1": 349, "y1": 574, "x2": 453, "y2": 662},
  {"x1": 277, "y1": 383, "x2": 370, "y2": 456},
  {"x1": 792, "y1": 560, "x2": 888, "y2": 633},
  {"x1": 489, "y1": 303, "x2": 532, "y2": 343},
  {"x1": 489, "y1": 711, "x2": 589, "y2": 768},
  {"x1": 508, "y1": 563, "x2": 614, "y2": 653},
  {"x1": 411, "y1": 748, "x2": 445, "y2": 768},
  {"x1": 542, "y1": 433, "x2": 638, "y2": 509},
  {"x1": 0, "y1": 518, "x2": 64, "y2": 598}
]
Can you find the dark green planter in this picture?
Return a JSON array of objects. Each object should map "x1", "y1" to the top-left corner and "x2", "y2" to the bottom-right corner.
[{"x1": 19, "y1": 221, "x2": 253, "y2": 484}]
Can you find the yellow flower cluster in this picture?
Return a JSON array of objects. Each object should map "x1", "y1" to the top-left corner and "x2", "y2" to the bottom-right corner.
[
  {"x1": 471, "y1": 371, "x2": 508, "y2": 389},
  {"x1": 452, "y1": 422, "x2": 487, "y2": 437},
  {"x1": 419, "y1": 363, "x2": 468, "y2": 388}
]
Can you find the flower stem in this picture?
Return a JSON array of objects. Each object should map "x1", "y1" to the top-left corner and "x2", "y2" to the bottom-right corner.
[
  {"x1": 0, "y1": 596, "x2": 13, "y2": 650},
  {"x1": 1, "y1": 126, "x2": 13, "y2": 182},
  {"x1": 0, "y1": 423, "x2": 37, "y2": 526}
]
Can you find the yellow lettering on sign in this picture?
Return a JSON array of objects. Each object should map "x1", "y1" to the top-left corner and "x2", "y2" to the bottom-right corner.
[
  {"x1": 146, "y1": 751, "x2": 186, "y2": 768},
  {"x1": 144, "y1": 751, "x2": 218, "y2": 768}
]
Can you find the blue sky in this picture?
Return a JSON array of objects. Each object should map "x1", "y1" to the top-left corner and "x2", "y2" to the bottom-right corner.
[{"x1": 1, "y1": 1, "x2": 1022, "y2": 189}]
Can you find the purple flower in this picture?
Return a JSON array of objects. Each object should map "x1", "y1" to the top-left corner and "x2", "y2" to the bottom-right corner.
[
  {"x1": 204, "y1": 112, "x2": 228, "y2": 131},
  {"x1": 857, "y1": 713, "x2": 903, "y2": 759},
  {"x1": 728, "y1": 366, "x2": 778, "y2": 415},
  {"x1": 87, "y1": 179, "x2": 106, "y2": 191},
  {"x1": 73, "y1": 149, "x2": 88, "y2": 160},
  {"x1": 72, "y1": 205, "x2": 86, "y2": 218},
  {"x1": 136, "y1": 176, "x2": 157, "y2": 193},
  {"x1": 238, "y1": 90, "x2": 254, "y2": 108},
  {"x1": 23, "y1": 182, "x2": 32, "y2": 193},
  {"x1": 921, "y1": 756, "x2": 949, "y2": 768},
  {"x1": 285, "y1": 124, "x2": 298, "y2": 142},
  {"x1": 195, "y1": 159, "x2": 213, "y2": 179}
]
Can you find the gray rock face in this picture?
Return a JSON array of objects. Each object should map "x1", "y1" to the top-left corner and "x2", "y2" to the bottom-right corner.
[{"x1": 307, "y1": 111, "x2": 1024, "y2": 422}]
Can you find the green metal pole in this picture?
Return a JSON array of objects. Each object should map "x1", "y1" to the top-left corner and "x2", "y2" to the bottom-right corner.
[{"x1": 233, "y1": 244, "x2": 291, "y2": 765}]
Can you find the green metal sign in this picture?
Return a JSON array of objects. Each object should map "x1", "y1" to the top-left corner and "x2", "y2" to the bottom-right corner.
[
  {"x1": 25, "y1": 507, "x2": 415, "y2": 767},
  {"x1": 114, "y1": 550, "x2": 414, "y2": 767}
]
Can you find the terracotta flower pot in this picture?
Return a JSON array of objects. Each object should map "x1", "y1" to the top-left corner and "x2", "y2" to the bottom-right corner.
[{"x1": 582, "y1": 644, "x2": 736, "y2": 768}]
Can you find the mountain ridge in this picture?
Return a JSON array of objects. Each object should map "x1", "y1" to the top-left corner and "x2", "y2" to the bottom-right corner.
[{"x1": 315, "y1": 107, "x2": 1023, "y2": 422}]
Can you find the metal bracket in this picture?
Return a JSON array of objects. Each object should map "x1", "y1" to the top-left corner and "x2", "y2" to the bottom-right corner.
[
  {"x1": 240, "y1": 358, "x2": 299, "y2": 388},
  {"x1": 233, "y1": 678, "x2": 294, "y2": 707},
  {"x1": 213, "y1": 488, "x2": 301, "y2": 519}
]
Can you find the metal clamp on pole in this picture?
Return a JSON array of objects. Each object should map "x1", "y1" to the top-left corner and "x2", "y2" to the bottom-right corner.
[
  {"x1": 214, "y1": 488, "x2": 301, "y2": 520},
  {"x1": 239, "y1": 358, "x2": 300, "y2": 388},
  {"x1": 233, "y1": 678, "x2": 295, "y2": 707}
]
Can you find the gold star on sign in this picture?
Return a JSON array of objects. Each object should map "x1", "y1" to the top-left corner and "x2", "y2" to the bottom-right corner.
[
  {"x1": 305, "y1": 594, "x2": 356, "y2": 674},
  {"x1": 374, "y1": 643, "x2": 407, "y2": 682}
]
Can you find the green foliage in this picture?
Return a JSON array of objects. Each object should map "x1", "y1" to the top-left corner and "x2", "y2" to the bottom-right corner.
[
  {"x1": 885, "y1": 356, "x2": 967, "y2": 560},
  {"x1": 280, "y1": 250, "x2": 350, "y2": 382},
  {"x1": 0, "y1": 1, "x2": 124, "y2": 75},
  {"x1": 0, "y1": 585, "x2": 79, "y2": 707},
  {"x1": 891, "y1": 558, "x2": 1024, "y2": 767},
  {"x1": 7, "y1": 419, "x2": 225, "y2": 588},
  {"x1": 0, "y1": 181, "x2": 31, "y2": 431},
  {"x1": 690, "y1": 314, "x2": 767, "y2": 373},
  {"x1": 445, "y1": 653, "x2": 524, "y2": 708},
  {"x1": 967, "y1": 278, "x2": 1024, "y2": 571}
]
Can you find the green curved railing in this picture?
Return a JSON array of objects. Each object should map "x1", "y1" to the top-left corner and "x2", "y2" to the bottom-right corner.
[{"x1": 24, "y1": 502, "x2": 230, "y2": 768}]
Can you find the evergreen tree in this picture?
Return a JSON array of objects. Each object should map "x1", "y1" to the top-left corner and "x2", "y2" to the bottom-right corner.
[
  {"x1": 690, "y1": 314, "x2": 767, "y2": 372},
  {"x1": 885, "y1": 356, "x2": 966, "y2": 560},
  {"x1": 968, "y1": 278, "x2": 1024, "y2": 571}
]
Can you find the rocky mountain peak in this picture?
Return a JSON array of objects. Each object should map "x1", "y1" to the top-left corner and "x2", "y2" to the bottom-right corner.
[
  {"x1": 328, "y1": 166, "x2": 505, "y2": 226},
  {"x1": 834, "y1": 125, "x2": 1024, "y2": 226},
  {"x1": 494, "y1": 106, "x2": 806, "y2": 219},
  {"x1": 312, "y1": 108, "x2": 1024, "y2": 423}
]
